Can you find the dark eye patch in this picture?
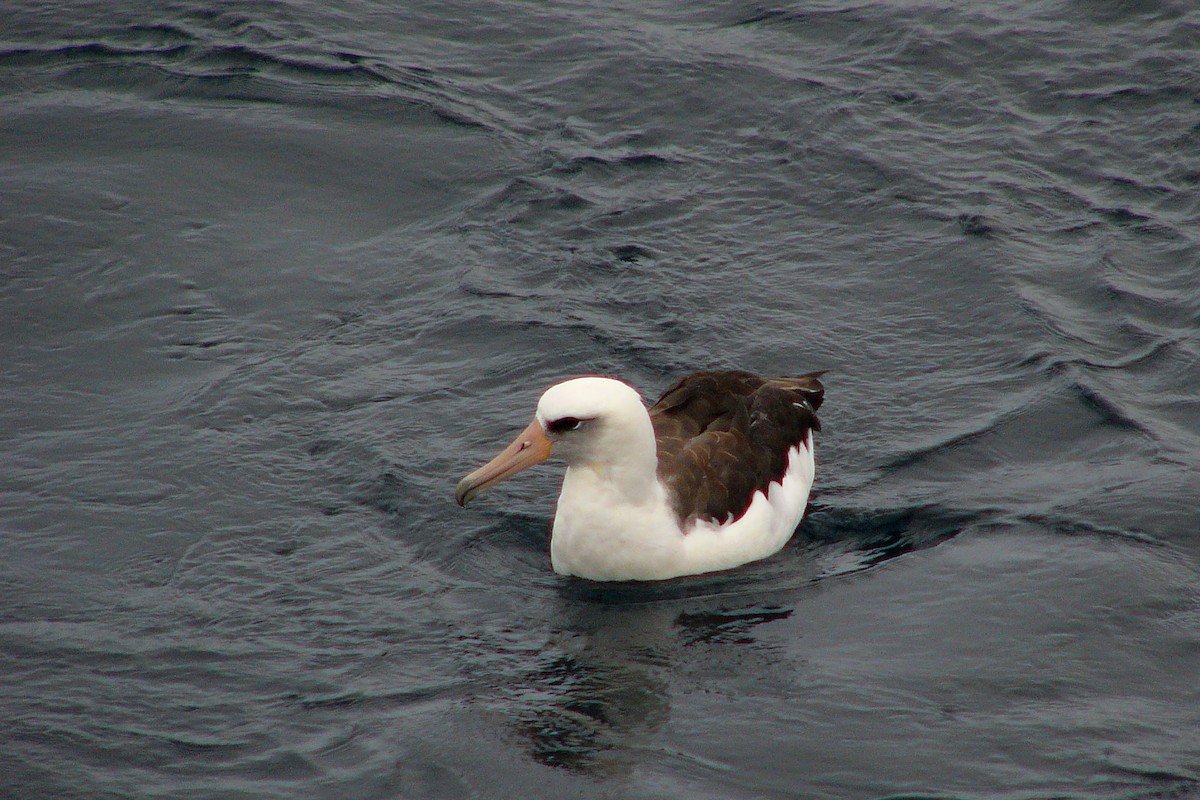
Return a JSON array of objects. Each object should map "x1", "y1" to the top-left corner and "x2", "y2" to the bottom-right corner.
[{"x1": 547, "y1": 416, "x2": 586, "y2": 434}]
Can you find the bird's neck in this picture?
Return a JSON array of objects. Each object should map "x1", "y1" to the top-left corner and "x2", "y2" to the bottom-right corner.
[{"x1": 564, "y1": 411, "x2": 660, "y2": 506}]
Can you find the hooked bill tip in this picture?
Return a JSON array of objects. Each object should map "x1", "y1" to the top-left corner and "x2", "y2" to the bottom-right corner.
[{"x1": 454, "y1": 478, "x2": 476, "y2": 507}]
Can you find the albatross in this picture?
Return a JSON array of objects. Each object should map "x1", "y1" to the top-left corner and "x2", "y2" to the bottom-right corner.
[{"x1": 455, "y1": 370, "x2": 824, "y2": 581}]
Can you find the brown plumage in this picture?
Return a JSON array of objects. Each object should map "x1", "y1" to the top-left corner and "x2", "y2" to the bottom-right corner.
[{"x1": 649, "y1": 370, "x2": 825, "y2": 527}]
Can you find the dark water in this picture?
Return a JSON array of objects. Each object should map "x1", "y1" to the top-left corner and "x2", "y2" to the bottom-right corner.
[{"x1": 3, "y1": 1, "x2": 1199, "y2": 797}]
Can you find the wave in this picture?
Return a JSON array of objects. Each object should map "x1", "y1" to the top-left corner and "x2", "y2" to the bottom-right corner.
[{"x1": 0, "y1": 25, "x2": 501, "y2": 130}]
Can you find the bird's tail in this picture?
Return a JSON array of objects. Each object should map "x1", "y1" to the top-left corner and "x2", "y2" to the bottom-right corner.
[{"x1": 766, "y1": 371, "x2": 826, "y2": 412}]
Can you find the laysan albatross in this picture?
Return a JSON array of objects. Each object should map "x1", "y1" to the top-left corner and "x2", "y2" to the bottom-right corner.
[{"x1": 455, "y1": 370, "x2": 824, "y2": 581}]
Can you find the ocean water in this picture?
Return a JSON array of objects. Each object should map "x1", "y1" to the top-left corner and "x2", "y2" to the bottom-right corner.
[{"x1": 2, "y1": 1, "x2": 1198, "y2": 798}]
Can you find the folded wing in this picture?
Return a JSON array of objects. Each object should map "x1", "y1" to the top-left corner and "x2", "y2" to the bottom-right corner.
[{"x1": 649, "y1": 370, "x2": 824, "y2": 527}]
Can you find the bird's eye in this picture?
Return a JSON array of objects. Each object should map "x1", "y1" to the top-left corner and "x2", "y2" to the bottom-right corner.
[{"x1": 547, "y1": 416, "x2": 584, "y2": 434}]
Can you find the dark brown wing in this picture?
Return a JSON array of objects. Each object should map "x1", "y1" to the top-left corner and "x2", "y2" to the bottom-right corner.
[{"x1": 649, "y1": 370, "x2": 824, "y2": 526}]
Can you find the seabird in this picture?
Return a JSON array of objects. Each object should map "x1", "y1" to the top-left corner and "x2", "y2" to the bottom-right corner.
[{"x1": 455, "y1": 370, "x2": 824, "y2": 581}]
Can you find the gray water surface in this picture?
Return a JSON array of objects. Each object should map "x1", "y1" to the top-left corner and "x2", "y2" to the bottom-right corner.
[{"x1": 2, "y1": 1, "x2": 1199, "y2": 798}]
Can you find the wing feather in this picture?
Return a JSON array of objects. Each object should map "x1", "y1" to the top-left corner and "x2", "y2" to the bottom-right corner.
[{"x1": 649, "y1": 370, "x2": 823, "y2": 526}]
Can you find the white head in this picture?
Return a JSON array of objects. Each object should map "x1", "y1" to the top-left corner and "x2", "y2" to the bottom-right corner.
[
  {"x1": 535, "y1": 377, "x2": 651, "y2": 466},
  {"x1": 455, "y1": 376, "x2": 655, "y2": 505}
]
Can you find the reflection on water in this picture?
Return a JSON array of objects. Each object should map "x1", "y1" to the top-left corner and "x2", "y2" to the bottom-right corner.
[
  {"x1": 674, "y1": 606, "x2": 794, "y2": 647},
  {"x1": 491, "y1": 502, "x2": 988, "y2": 773},
  {"x1": 507, "y1": 596, "x2": 801, "y2": 774},
  {"x1": 514, "y1": 638, "x2": 670, "y2": 772}
]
